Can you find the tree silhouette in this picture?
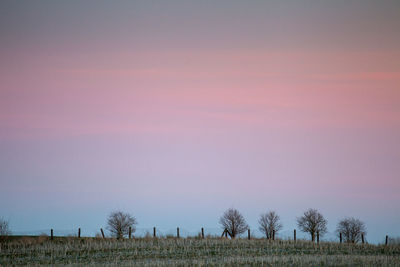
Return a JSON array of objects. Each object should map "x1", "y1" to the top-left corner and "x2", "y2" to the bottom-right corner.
[
  {"x1": 297, "y1": 208, "x2": 327, "y2": 242},
  {"x1": 258, "y1": 211, "x2": 283, "y2": 239},
  {"x1": 219, "y1": 208, "x2": 248, "y2": 239},
  {"x1": 107, "y1": 211, "x2": 137, "y2": 239},
  {"x1": 336, "y1": 217, "x2": 366, "y2": 243}
]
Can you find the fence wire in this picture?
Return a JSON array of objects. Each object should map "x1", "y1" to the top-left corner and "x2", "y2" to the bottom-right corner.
[{"x1": 8, "y1": 227, "x2": 369, "y2": 243}]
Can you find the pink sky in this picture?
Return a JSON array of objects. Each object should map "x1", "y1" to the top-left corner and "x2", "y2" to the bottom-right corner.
[{"x1": 1, "y1": 1, "x2": 399, "y2": 242}]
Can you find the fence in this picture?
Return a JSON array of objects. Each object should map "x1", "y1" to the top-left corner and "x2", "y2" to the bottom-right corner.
[{"x1": 8, "y1": 227, "x2": 392, "y2": 245}]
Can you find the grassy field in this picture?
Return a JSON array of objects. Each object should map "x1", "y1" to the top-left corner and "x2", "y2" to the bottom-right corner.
[{"x1": 1, "y1": 236, "x2": 400, "y2": 266}]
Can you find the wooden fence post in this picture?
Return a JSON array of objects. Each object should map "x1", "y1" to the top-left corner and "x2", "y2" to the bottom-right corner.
[
  {"x1": 153, "y1": 227, "x2": 156, "y2": 238},
  {"x1": 273, "y1": 230, "x2": 275, "y2": 241},
  {"x1": 294, "y1": 229, "x2": 296, "y2": 242},
  {"x1": 386, "y1": 235, "x2": 388, "y2": 246},
  {"x1": 177, "y1": 227, "x2": 180, "y2": 238},
  {"x1": 248, "y1": 229, "x2": 251, "y2": 240},
  {"x1": 51, "y1": 229, "x2": 53, "y2": 240},
  {"x1": 100, "y1": 228, "x2": 105, "y2": 239},
  {"x1": 129, "y1": 227, "x2": 132, "y2": 239},
  {"x1": 317, "y1": 231, "x2": 320, "y2": 244},
  {"x1": 340, "y1": 232, "x2": 342, "y2": 243},
  {"x1": 201, "y1": 227, "x2": 204, "y2": 239},
  {"x1": 361, "y1": 233, "x2": 364, "y2": 244},
  {"x1": 78, "y1": 228, "x2": 81, "y2": 238}
]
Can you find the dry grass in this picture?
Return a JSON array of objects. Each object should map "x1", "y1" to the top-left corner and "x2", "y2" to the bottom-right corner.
[{"x1": 1, "y1": 237, "x2": 399, "y2": 266}]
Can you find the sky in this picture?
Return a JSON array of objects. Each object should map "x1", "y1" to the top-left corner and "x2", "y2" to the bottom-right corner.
[{"x1": 0, "y1": 0, "x2": 399, "y2": 243}]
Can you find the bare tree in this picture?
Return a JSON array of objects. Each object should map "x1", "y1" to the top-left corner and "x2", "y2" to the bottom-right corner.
[
  {"x1": 297, "y1": 208, "x2": 327, "y2": 242},
  {"x1": 258, "y1": 211, "x2": 283, "y2": 239},
  {"x1": 219, "y1": 208, "x2": 248, "y2": 239},
  {"x1": 336, "y1": 217, "x2": 366, "y2": 243},
  {"x1": 0, "y1": 217, "x2": 11, "y2": 236},
  {"x1": 106, "y1": 211, "x2": 137, "y2": 239}
]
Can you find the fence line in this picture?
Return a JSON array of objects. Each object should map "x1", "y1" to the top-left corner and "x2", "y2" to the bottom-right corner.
[{"x1": 5, "y1": 226, "x2": 392, "y2": 245}]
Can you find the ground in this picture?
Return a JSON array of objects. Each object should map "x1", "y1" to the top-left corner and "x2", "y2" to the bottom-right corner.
[{"x1": 1, "y1": 236, "x2": 399, "y2": 266}]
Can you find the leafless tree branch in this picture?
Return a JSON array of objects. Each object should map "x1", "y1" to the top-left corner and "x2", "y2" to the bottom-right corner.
[
  {"x1": 219, "y1": 208, "x2": 248, "y2": 239},
  {"x1": 106, "y1": 211, "x2": 137, "y2": 239},
  {"x1": 297, "y1": 208, "x2": 327, "y2": 242}
]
